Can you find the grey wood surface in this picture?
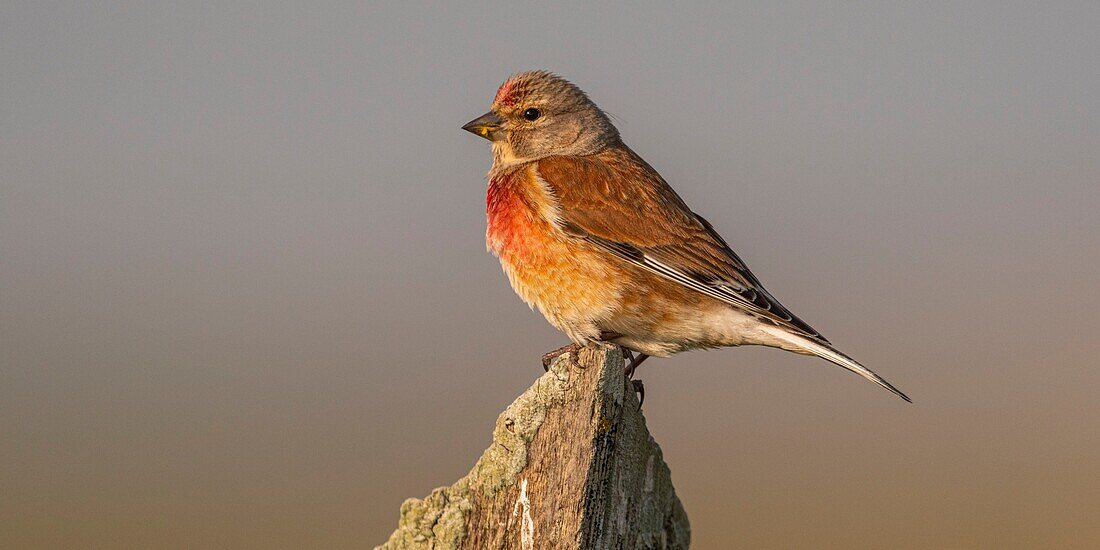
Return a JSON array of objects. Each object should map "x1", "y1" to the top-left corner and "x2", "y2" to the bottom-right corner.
[{"x1": 375, "y1": 343, "x2": 690, "y2": 549}]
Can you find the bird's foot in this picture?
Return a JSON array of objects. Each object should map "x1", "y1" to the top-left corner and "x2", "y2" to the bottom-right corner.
[
  {"x1": 542, "y1": 343, "x2": 582, "y2": 371},
  {"x1": 622, "y1": 349, "x2": 650, "y2": 380},
  {"x1": 621, "y1": 348, "x2": 649, "y2": 409}
]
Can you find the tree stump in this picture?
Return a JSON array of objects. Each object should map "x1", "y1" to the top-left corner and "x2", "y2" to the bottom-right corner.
[{"x1": 375, "y1": 343, "x2": 690, "y2": 549}]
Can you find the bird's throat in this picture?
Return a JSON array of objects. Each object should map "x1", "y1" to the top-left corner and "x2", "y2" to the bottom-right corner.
[{"x1": 491, "y1": 141, "x2": 530, "y2": 169}]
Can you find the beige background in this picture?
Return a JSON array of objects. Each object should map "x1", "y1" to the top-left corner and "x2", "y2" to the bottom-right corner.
[{"x1": 2, "y1": 2, "x2": 1099, "y2": 548}]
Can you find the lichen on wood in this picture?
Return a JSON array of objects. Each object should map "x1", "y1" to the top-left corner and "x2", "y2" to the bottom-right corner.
[{"x1": 375, "y1": 343, "x2": 690, "y2": 549}]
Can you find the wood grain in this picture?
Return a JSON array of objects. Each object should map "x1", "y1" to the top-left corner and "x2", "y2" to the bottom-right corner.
[{"x1": 376, "y1": 343, "x2": 690, "y2": 549}]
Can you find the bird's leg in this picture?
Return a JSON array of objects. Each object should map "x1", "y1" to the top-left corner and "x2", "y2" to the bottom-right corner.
[
  {"x1": 599, "y1": 330, "x2": 624, "y2": 341},
  {"x1": 620, "y1": 349, "x2": 649, "y2": 409},
  {"x1": 542, "y1": 343, "x2": 582, "y2": 371},
  {"x1": 622, "y1": 350, "x2": 650, "y2": 380},
  {"x1": 597, "y1": 332, "x2": 647, "y2": 377}
]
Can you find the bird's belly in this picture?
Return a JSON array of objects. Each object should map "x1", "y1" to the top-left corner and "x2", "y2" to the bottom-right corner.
[
  {"x1": 597, "y1": 273, "x2": 783, "y2": 357},
  {"x1": 495, "y1": 236, "x2": 623, "y2": 343}
]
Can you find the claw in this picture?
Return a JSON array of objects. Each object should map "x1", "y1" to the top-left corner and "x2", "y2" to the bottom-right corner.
[
  {"x1": 622, "y1": 349, "x2": 650, "y2": 380},
  {"x1": 632, "y1": 379, "x2": 645, "y2": 409},
  {"x1": 542, "y1": 343, "x2": 582, "y2": 371}
]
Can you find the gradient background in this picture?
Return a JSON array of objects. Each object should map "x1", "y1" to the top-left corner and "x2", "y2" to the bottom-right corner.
[{"x1": 3, "y1": 2, "x2": 1099, "y2": 548}]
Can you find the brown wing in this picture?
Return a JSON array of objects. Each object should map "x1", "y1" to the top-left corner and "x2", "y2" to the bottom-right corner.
[{"x1": 537, "y1": 145, "x2": 829, "y2": 343}]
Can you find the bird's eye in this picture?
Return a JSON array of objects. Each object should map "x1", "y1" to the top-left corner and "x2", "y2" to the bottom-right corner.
[{"x1": 522, "y1": 108, "x2": 541, "y2": 121}]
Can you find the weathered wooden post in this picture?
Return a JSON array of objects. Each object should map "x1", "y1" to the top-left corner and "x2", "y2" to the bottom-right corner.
[{"x1": 375, "y1": 343, "x2": 690, "y2": 549}]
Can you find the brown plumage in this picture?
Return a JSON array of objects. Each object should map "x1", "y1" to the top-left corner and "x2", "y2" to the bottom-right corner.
[
  {"x1": 538, "y1": 148, "x2": 826, "y2": 340},
  {"x1": 463, "y1": 71, "x2": 909, "y2": 402}
]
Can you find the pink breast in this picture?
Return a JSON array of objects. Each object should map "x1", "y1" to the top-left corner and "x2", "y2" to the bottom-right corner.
[{"x1": 486, "y1": 174, "x2": 540, "y2": 261}]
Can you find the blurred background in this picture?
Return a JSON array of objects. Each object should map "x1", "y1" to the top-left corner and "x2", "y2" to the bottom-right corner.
[{"x1": 2, "y1": 2, "x2": 1098, "y2": 548}]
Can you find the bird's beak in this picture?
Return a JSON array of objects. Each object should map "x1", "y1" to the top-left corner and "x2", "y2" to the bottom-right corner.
[{"x1": 462, "y1": 111, "x2": 504, "y2": 142}]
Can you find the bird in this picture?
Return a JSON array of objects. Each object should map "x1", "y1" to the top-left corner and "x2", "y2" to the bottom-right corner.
[{"x1": 461, "y1": 70, "x2": 909, "y2": 402}]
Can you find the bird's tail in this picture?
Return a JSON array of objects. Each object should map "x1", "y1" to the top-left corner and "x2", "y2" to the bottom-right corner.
[{"x1": 763, "y1": 327, "x2": 911, "y2": 402}]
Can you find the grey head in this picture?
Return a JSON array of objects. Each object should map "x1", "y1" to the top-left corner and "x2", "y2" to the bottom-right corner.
[{"x1": 462, "y1": 71, "x2": 620, "y2": 164}]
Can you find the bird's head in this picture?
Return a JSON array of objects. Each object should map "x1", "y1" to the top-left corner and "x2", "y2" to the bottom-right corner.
[{"x1": 462, "y1": 71, "x2": 619, "y2": 165}]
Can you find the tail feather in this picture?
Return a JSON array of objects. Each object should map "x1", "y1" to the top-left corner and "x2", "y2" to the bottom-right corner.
[{"x1": 765, "y1": 328, "x2": 911, "y2": 402}]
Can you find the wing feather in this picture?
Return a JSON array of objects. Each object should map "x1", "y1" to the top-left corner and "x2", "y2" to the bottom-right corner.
[{"x1": 539, "y1": 146, "x2": 829, "y2": 344}]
